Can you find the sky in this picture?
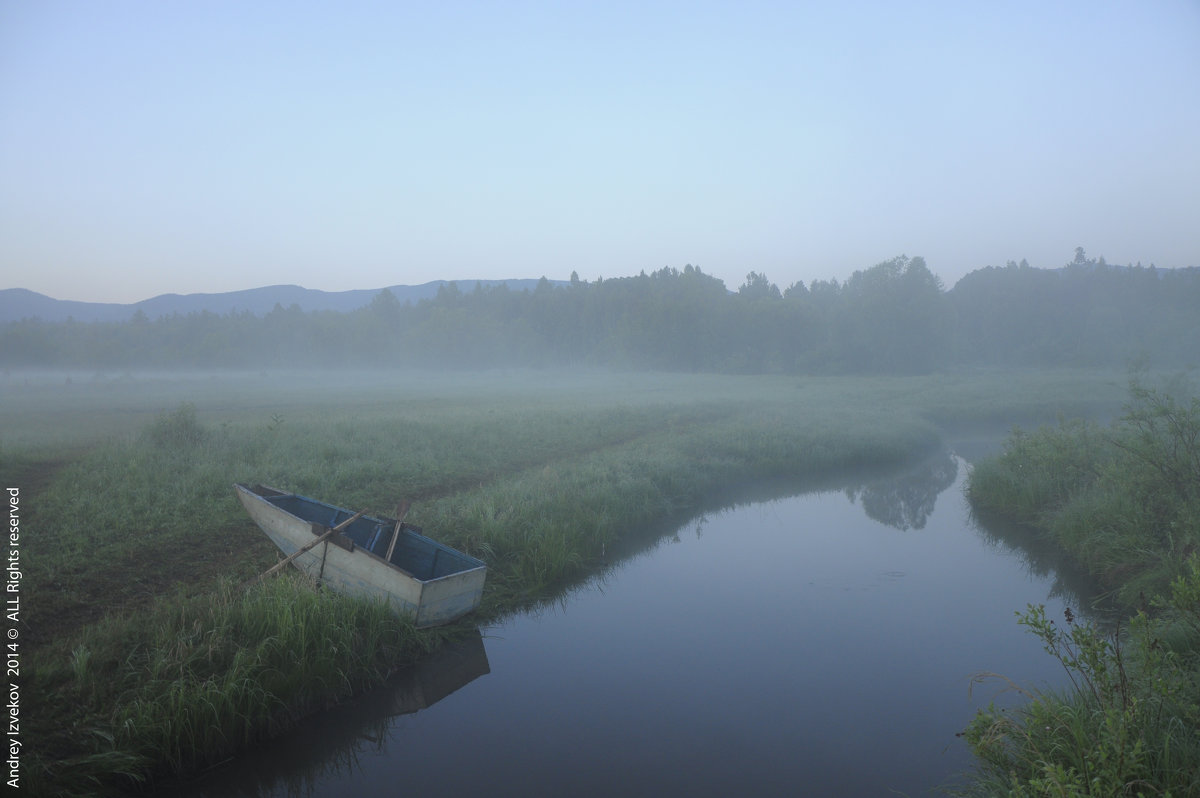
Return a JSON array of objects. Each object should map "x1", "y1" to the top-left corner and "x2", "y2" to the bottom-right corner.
[{"x1": 2, "y1": 1, "x2": 1198, "y2": 304}]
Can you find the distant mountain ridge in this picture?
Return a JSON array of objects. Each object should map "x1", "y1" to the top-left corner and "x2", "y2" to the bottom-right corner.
[{"x1": 0, "y1": 280, "x2": 563, "y2": 323}]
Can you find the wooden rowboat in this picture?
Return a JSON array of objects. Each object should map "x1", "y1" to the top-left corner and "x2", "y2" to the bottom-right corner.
[{"x1": 234, "y1": 483, "x2": 486, "y2": 627}]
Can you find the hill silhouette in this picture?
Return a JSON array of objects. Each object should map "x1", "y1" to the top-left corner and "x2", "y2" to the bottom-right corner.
[{"x1": 0, "y1": 280, "x2": 564, "y2": 323}]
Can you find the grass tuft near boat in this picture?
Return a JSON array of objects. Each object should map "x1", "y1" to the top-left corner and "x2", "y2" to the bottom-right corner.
[{"x1": 235, "y1": 483, "x2": 487, "y2": 627}]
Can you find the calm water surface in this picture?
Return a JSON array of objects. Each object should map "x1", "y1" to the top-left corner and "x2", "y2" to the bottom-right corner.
[{"x1": 183, "y1": 449, "x2": 1093, "y2": 797}]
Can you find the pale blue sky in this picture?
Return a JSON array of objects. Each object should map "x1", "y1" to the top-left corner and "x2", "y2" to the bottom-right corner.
[{"x1": 2, "y1": 0, "x2": 1198, "y2": 303}]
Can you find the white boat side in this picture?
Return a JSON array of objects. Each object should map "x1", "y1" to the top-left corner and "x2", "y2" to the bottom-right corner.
[{"x1": 235, "y1": 483, "x2": 486, "y2": 627}]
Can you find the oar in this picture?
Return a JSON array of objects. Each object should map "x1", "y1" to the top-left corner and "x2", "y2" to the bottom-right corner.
[
  {"x1": 249, "y1": 509, "x2": 366, "y2": 585},
  {"x1": 384, "y1": 501, "x2": 412, "y2": 563}
]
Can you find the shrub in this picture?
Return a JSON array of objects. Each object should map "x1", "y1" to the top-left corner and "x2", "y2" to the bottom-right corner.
[{"x1": 141, "y1": 403, "x2": 206, "y2": 449}]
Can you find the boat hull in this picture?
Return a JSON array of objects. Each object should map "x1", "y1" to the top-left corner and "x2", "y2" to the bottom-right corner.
[{"x1": 235, "y1": 484, "x2": 486, "y2": 627}]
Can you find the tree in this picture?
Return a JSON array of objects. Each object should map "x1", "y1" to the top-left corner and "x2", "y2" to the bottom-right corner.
[
  {"x1": 833, "y1": 255, "x2": 953, "y2": 373},
  {"x1": 783, "y1": 281, "x2": 808, "y2": 299},
  {"x1": 368, "y1": 288, "x2": 402, "y2": 321},
  {"x1": 738, "y1": 271, "x2": 782, "y2": 300}
]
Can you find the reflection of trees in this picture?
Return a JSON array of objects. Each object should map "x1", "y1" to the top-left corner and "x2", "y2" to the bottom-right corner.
[
  {"x1": 843, "y1": 451, "x2": 958, "y2": 530},
  {"x1": 969, "y1": 507, "x2": 1117, "y2": 624}
]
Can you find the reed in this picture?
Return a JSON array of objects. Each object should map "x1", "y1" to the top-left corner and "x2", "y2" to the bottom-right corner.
[{"x1": 967, "y1": 374, "x2": 1200, "y2": 605}]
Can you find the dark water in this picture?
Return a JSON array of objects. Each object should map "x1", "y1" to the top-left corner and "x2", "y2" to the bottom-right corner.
[{"x1": 179, "y1": 449, "x2": 1093, "y2": 797}]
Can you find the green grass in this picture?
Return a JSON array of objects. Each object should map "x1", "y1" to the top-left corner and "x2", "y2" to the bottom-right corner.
[
  {"x1": 961, "y1": 572, "x2": 1200, "y2": 797},
  {"x1": 25, "y1": 576, "x2": 443, "y2": 795},
  {"x1": 1, "y1": 367, "x2": 1132, "y2": 795},
  {"x1": 967, "y1": 374, "x2": 1200, "y2": 606},
  {"x1": 961, "y1": 373, "x2": 1200, "y2": 796}
]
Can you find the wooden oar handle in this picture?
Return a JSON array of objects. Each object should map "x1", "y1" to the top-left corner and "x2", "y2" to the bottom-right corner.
[
  {"x1": 330, "y1": 509, "x2": 368, "y2": 534},
  {"x1": 384, "y1": 501, "x2": 412, "y2": 562},
  {"x1": 249, "y1": 509, "x2": 366, "y2": 584}
]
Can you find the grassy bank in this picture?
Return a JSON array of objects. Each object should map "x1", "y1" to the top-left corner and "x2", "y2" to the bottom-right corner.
[
  {"x1": 967, "y1": 373, "x2": 1200, "y2": 607},
  {"x1": 1, "y1": 369, "x2": 1127, "y2": 795},
  {"x1": 962, "y1": 373, "x2": 1200, "y2": 796}
]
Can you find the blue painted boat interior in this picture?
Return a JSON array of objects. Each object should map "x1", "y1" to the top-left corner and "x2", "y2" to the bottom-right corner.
[{"x1": 266, "y1": 493, "x2": 482, "y2": 581}]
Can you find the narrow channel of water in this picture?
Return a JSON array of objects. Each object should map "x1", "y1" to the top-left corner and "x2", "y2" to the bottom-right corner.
[{"x1": 180, "y1": 448, "x2": 1095, "y2": 797}]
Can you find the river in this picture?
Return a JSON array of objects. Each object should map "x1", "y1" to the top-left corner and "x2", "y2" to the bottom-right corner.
[{"x1": 177, "y1": 446, "x2": 1096, "y2": 797}]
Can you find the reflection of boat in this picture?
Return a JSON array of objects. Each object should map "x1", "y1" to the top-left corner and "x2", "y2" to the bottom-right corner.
[
  {"x1": 389, "y1": 628, "x2": 492, "y2": 715},
  {"x1": 235, "y1": 483, "x2": 486, "y2": 627},
  {"x1": 168, "y1": 631, "x2": 491, "y2": 797}
]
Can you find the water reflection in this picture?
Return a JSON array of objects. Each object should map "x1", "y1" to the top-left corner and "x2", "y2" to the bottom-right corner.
[
  {"x1": 969, "y1": 506, "x2": 1119, "y2": 621},
  {"x1": 843, "y1": 450, "x2": 959, "y2": 531},
  {"x1": 169, "y1": 630, "x2": 490, "y2": 798}
]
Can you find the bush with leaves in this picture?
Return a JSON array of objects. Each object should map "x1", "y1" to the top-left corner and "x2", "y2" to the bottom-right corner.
[{"x1": 963, "y1": 560, "x2": 1200, "y2": 796}]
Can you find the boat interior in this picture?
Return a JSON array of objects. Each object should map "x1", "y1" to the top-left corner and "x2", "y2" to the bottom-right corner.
[{"x1": 248, "y1": 486, "x2": 483, "y2": 581}]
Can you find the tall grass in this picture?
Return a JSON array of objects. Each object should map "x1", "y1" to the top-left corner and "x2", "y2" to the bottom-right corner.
[
  {"x1": 27, "y1": 576, "x2": 439, "y2": 795},
  {"x1": 968, "y1": 373, "x2": 1200, "y2": 606}
]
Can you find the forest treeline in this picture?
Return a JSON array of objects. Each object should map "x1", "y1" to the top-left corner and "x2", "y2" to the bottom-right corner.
[{"x1": 4, "y1": 251, "x2": 1198, "y2": 373}]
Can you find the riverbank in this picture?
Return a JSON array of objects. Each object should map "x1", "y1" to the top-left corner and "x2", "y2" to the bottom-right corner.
[
  {"x1": 962, "y1": 372, "x2": 1200, "y2": 796},
  {"x1": 2, "y1": 369, "x2": 1128, "y2": 795}
]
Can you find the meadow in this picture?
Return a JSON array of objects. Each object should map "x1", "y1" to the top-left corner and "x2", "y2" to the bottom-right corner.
[{"x1": 0, "y1": 367, "x2": 1130, "y2": 795}]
